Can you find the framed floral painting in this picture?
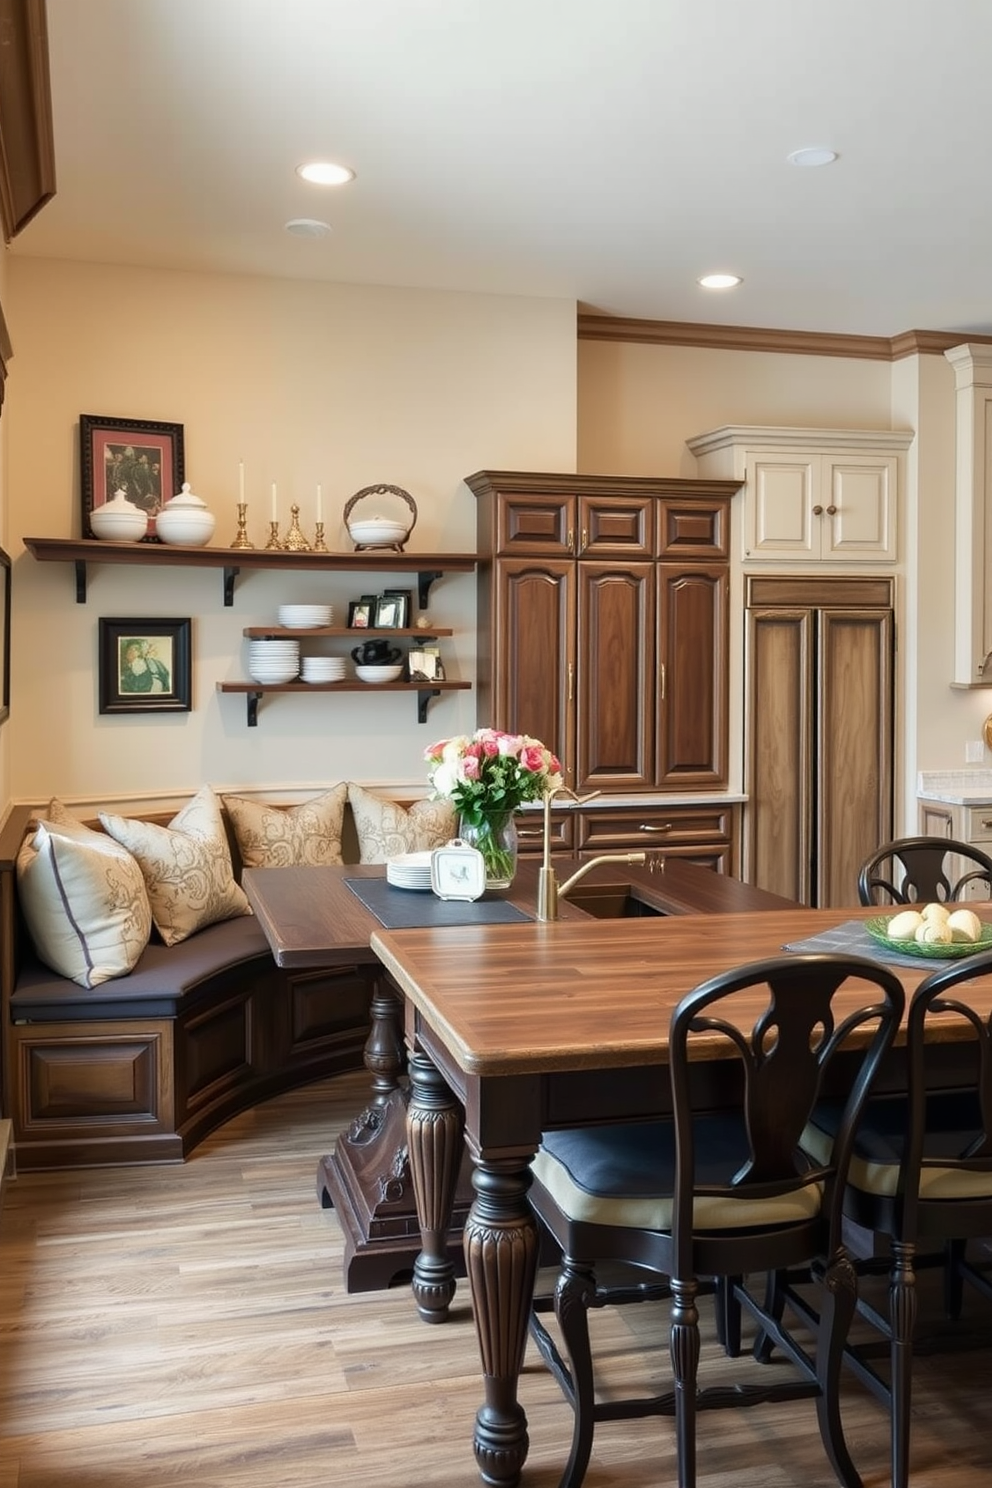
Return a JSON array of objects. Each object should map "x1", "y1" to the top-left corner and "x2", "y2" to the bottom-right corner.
[
  {"x1": 80, "y1": 414, "x2": 185, "y2": 541},
  {"x1": 98, "y1": 617, "x2": 191, "y2": 715}
]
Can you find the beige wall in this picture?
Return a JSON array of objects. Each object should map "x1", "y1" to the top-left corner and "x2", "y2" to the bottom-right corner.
[
  {"x1": 5, "y1": 259, "x2": 577, "y2": 806},
  {"x1": 578, "y1": 336, "x2": 990, "y2": 837}
]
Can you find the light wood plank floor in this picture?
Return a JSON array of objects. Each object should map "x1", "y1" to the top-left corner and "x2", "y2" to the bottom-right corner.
[{"x1": 1, "y1": 1070, "x2": 991, "y2": 1487}]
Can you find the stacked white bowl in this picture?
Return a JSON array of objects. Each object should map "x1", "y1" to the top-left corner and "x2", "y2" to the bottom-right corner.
[
  {"x1": 246, "y1": 638, "x2": 300, "y2": 683},
  {"x1": 300, "y1": 657, "x2": 347, "y2": 684},
  {"x1": 277, "y1": 603, "x2": 333, "y2": 628}
]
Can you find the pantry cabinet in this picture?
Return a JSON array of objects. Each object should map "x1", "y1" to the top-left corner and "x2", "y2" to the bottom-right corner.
[
  {"x1": 687, "y1": 425, "x2": 913, "y2": 566},
  {"x1": 468, "y1": 470, "x2": 738, "y2": 797}
]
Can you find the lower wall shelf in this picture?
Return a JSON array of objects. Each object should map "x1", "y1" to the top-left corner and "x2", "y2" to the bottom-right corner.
[{"x1": 216, "y1": 679, "x2": 471, "y2": 726}]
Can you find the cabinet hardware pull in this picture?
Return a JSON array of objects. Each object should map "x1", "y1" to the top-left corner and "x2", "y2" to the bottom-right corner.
[
  {"x1": 826, "y1": 504, "x2": 837, "y2": 515},
  {"x1": 567, "y1": 528, "x2": 574, "y2": 551},
  {"x1": 812, "y1": 504, "x2": 824, "y2": 516},
  {"x1": 639, "y1": 823, "x2": 673, "y2": 833},
  {"x1": 517, "y1": 828, "x2": 542, "y2": 837},
  {"x1": 660, "y1": 662, "x2": 665, "y2": 700},
  {"x1": 568, "y1": 661, "x2": 574, "y2": 702},
  {"x1": 982, "y1": 819, "x2": 992, "y2": 830},
  {"x1": 581, "y1": 528, "x2": 588, "y2": 550}
]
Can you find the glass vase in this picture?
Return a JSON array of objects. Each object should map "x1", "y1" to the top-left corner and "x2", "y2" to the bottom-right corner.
[{"x1": 457, "y1": 810, "x2": 518, "y2": 890}]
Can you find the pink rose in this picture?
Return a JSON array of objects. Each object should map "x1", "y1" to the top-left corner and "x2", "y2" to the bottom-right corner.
[
  {"x1": 462, "y1": 756, "x2": 481, "y2": 780},
  {"x1": 520, "y1": 744, "x2": 545, "y2": 772}
]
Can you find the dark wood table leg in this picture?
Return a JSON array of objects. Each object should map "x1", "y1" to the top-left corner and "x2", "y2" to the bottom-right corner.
[
  {"x1": 464, "y1": 1154, "x2": 540, "y2": 1487},
  {"x1": 406, "y1": 1050, "x2": 465, "y2": 1322},
  {"x1": 318, "y1": 976, "x2": 471, "y2": 1291}
]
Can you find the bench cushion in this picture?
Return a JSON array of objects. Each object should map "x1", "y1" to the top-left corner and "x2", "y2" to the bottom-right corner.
[{"x1": 222, "y1": 784, "x2": 348, "y2": 867}]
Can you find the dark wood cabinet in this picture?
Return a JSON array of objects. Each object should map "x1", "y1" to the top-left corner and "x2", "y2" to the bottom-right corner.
[{"x1": 469, "y1": 470, "x2": 738, "y2": 796}]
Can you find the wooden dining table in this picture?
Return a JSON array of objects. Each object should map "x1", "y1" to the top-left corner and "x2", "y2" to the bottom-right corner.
[{"x1": 369, "y1": 904, "x2": 988, "y2": 1488}]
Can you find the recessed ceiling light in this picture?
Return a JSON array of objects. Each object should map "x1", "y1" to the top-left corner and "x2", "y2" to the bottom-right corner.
[
  {"x1": 698, "y1": 273, "x2": 742, "y2": 290},
  {"x1": 296, "y1": 161, "x2": 355, "y2": 186},
  {"x1": 285, "y1": 218, "x2": 333, "y2": 238},
  {"x1": 787, "y1": 147, "x2": 838, "y2": 168}
]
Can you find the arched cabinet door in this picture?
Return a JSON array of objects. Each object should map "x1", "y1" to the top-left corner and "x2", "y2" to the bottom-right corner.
[
  {"x1": 491, "y1": 557, "x2": 576, "y2": 786},
  {"x1": 656, "y1": 564, "x2": 728, "y2": 791}
]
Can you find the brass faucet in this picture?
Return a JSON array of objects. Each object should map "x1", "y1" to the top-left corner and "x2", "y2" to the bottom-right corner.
[{"x1": 535, "y1": 784, "x2": 647, "y2": 921}]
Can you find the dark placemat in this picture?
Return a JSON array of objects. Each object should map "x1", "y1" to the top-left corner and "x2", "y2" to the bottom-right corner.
[
  {"x1": 345, "y1": 876, "x2": 532, "y2": 930},
  {"x1": 783, "y1": 918, "x2": 958, "y2": 971}
]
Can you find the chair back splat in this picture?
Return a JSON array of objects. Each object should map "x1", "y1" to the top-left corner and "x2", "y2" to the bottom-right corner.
[
  {"x1": 527, "y1": 951, "x2": 904, "y2": 1488},
  {"x1": 858, "y1": 834, "x2": 992, "y2": 906}
]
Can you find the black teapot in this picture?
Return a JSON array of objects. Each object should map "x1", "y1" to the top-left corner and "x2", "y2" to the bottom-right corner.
[{"x1": 351, "y1": 638, "x2": 403, "y2": 666}]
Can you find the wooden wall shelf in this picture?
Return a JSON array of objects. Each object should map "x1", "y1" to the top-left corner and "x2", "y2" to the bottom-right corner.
[{"x1": 217, "y1": 679, "x2": 471, "y2": 727}]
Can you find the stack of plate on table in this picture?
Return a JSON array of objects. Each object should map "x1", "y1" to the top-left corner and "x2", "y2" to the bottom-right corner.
[
  {"x1": 386, "y1": 851, "x2": 434, "y2": 890},
  {"x1": 277, "y1": 603, "x2": 333, "y2": 628},
  {"x1": 247, "y1": 638, "x2": 300, "y2": 683},
  {"x1": 300, "y1": 657, "x2": 347, "y2": 684}
]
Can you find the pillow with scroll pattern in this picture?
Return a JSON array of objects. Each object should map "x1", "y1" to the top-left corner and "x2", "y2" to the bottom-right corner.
[
  {"x1": 222, "y1": 785, "x2": 348, "y2": 869},
  {"x1": 16, "y1": 798, "x2": 152, "y2": 986},
  {"x1": 347, "y1": 782, "x2": 457, "y2": 864},
  {"x1": 100, "y1": 785, "x2": 250, "y2": 946}
]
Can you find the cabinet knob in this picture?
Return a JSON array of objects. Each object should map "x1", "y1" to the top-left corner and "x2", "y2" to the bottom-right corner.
[
  {"x1": 812, "y1": 504, "x2": 824, "y2": 516},
  {"x1": 826, "y1": 504, "x2": 837, "y2": 515}
]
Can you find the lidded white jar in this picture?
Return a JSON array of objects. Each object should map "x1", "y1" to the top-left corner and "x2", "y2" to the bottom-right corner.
[
  {"x1": 156, "y1": 482, "x2": 216, "y2": 547},
  {"x1": 89, "y1": 490, "x2": 148, "y2": 542}
]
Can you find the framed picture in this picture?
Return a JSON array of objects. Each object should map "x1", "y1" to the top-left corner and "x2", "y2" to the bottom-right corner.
[
  {"x1": 348, "y1": 598, "x2": 374, "y2": 628},
  {"x1": 98, "y1": 617, "x2": 192, "y2": 715},
  {"x1": 373, "y1": 595, "x2": 404, "y2": 629},
  {"x1": 80, "y1": 415, "x2": 185, "y2": 541},
  {"x1": 0, "y1": 546, "x2": 10, "y2": 727},
  {"x1": 383, "y1": 588, "x2": 412, "y2": 627}
]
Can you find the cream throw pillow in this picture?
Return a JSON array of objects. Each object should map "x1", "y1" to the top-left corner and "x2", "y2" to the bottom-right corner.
[
  {"x1": 16, "y1": 802, "x2": 152, "y2": 987},
  {"x1": 100, "y1": 785, "x2": 250, "y2": 946},
  {"x1": 347, "y1": 782, "x2": 457, "y2": 864},
  {"x1": 222, "y1": 785, "x2": 348, "y2": 868}
]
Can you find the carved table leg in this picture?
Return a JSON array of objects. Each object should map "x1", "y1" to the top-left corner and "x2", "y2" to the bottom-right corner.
[
  {"x1": 463, "y1": 1155, "x2": 539, "y2": 1487},
  {"x1": 406, "y1": 1050, "x2": 465, "y2": 1322},
  {"x1": 364, "y1": 975, "x2": 406, "y2": 1104}
]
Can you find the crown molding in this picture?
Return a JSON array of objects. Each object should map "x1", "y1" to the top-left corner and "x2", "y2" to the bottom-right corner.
[{"x1": 578, "y1": 313, "x2": 992, "y2": 362}]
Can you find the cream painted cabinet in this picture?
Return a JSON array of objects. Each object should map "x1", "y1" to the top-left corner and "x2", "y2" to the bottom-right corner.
[
  {"x1": 918, "y1": 798, "x2": 992, "y2": 900},
  {"x1": 687, "y1": 425, "x2": 913, "y2": 565}
]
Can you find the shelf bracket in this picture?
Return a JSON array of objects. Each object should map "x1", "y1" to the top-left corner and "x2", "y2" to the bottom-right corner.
[
  {"x1": 246, "y1": 690, "x2": 262, "y2": 727},
  {"x1": 417, "y1": 570, "x2": 443, "y2": 608},
  {"x1": 73, "y1": 561, "x2": 87, "y2": 603},
  {"x1": 223, "y1": 566, "x2": 240, "y2": 606},
  {"x1": 417, "y1": 687, "x2": 441, "y2": 724}
]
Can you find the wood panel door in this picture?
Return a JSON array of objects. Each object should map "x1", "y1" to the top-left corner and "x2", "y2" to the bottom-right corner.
[
  {"x1": 656, "y1": 563, "x2": 728, "y2": 789},
  {"x1": 815, "y1": 607, "x2": 893, "y2": 907},
  {"x1": 575, "y1": 562, "x2": 654, "y2": 793},
  {"x1": 493, "y1": 559, "x2": 576, "y2": 782}
]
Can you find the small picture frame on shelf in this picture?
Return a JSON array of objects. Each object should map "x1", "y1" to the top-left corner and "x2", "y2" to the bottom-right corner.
[
  {"x1": 382, "y1": 588, "x2": 412, "y2": 627},
  {"x1": 408, "y1": 648, "x2": 439, "y2": 682},
  {"x1": 80, "y1": 414, "x2": 185, "y2": 542},
  {"x1": 98, "y1": 617, "x2": 192, "y2": 714},
  {"x1": 373, "y1": 595, "x2": 403, "y2": 629},
  {"x1": 348, "y1": 598, "x2": 374, "y2": 628}
]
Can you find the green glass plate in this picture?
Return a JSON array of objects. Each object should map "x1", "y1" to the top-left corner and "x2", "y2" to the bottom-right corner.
[{"x1": 864, "y1": 915, "x2": 992, "y2": 959}]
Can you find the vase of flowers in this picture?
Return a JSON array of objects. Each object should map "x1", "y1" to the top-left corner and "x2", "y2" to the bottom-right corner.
[{"x1": 425, "y1": 729, "x2": 563, "y2": 890}]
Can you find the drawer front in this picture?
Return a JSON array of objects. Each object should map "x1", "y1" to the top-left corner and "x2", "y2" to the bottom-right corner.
[
  {"x1": 966, "y1": 806, "x2": 992, "y2": 842},
  {"x1": 656, "y1": 497, "x2": 730, "y2": 560},
  {"x1": 577, "y1": 805, "x2": 733, "y2": 852},
  {"x1": 496, "y1": 494, "x2": 575, "y2": 555},
  {"x1": 516, "y1": 809, "x2": 574, "y2": 856}
]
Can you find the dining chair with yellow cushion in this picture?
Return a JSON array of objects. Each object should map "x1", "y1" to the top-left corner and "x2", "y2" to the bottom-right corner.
[
  {"x1": 857, "y1": 835, "x2": 992, "y2": 906},
  {"x1": 527, "y1": 952, "x2": 904, "y2": 1488},
  {"x1": 792, "y1": 948, "x2": 992, "y2": 1488}
]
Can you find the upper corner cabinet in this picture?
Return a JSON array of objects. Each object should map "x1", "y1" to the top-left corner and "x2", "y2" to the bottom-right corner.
[{"x1": 686, "y1": 425, "x2": 914, "y2": 565}]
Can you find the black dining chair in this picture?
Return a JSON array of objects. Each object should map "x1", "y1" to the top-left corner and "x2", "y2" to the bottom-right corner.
[
  {"x1": 771, "y1": 948, "x2": 992, "y2": 1488},
  {"x1": 858, "y1": 835, "x2": 992, "y2": 906},
  {"x1": 526, "y1": 952, "x2": 904, "y2": 1488}
]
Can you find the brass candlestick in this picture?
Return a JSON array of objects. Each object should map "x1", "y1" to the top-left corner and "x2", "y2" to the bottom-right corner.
[
  {"x1": 282, "y1": 503, "x2": 312, "y2": 552},
  {"x1": 264, "y1": 521, "x2": 283, "y2": 550},
  {"x1": 229, "y1": 503, "x2": 255, "y2": 550},
  {"x1": 312, "y1": 520, "x2": 329, "y2": 553}
]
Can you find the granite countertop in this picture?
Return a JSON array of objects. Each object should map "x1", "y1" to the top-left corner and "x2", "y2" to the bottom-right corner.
[{"x1": 918, "y1": 770, "x2": 992, "y2": 805}]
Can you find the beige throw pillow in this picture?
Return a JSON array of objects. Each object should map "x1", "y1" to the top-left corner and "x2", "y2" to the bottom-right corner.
[
  {"x1": 16, "y1": 805, "x2": 152, "y2": 987},
  {"x1": 222, "y1": 785, "x2": 348, "y2": 868},
  {"x1": 347, "y1": 782, "x2": 457, "y2": 864},
  {"x1": 100, "y1": 785, "x2": 250, "y2": 946}
]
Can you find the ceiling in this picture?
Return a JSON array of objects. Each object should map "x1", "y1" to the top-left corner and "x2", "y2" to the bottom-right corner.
[{"x1": 11, "y1": 0, "x2": 992, "y2": 338}]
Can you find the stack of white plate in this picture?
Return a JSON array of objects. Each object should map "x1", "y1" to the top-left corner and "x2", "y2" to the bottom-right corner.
[
  {"x1": 386, "y1": 851, "x2": 434, "y2": 890},
  {"x1": 277, "y1": 603, "x2": 333, "y2": 628},
  {"x1": 300, "y1": 657, "x2": 347, "y2": 684},
  {"x1": 247, "y1": 638, "x2": 300, "y2": 683}
]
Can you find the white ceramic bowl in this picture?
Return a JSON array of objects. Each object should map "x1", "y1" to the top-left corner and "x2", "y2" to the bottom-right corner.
[
  {"x1": 348, "y1": 518, "x2": 409, "y2": 547},
  {"x1": 89, "y1": 506, "x2": 148, "y2": 542},
  {"x1": 156, "y1": 506, "x2": 216, "y2": 547},
  {"x1": 355, "y1": 663, "x2": 404, "y2": 683}
]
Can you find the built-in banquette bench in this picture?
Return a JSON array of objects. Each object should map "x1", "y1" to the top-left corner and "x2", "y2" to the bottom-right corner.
[{"x1": 0, "y1": 786, "x2": 453, "y2": 1171}]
